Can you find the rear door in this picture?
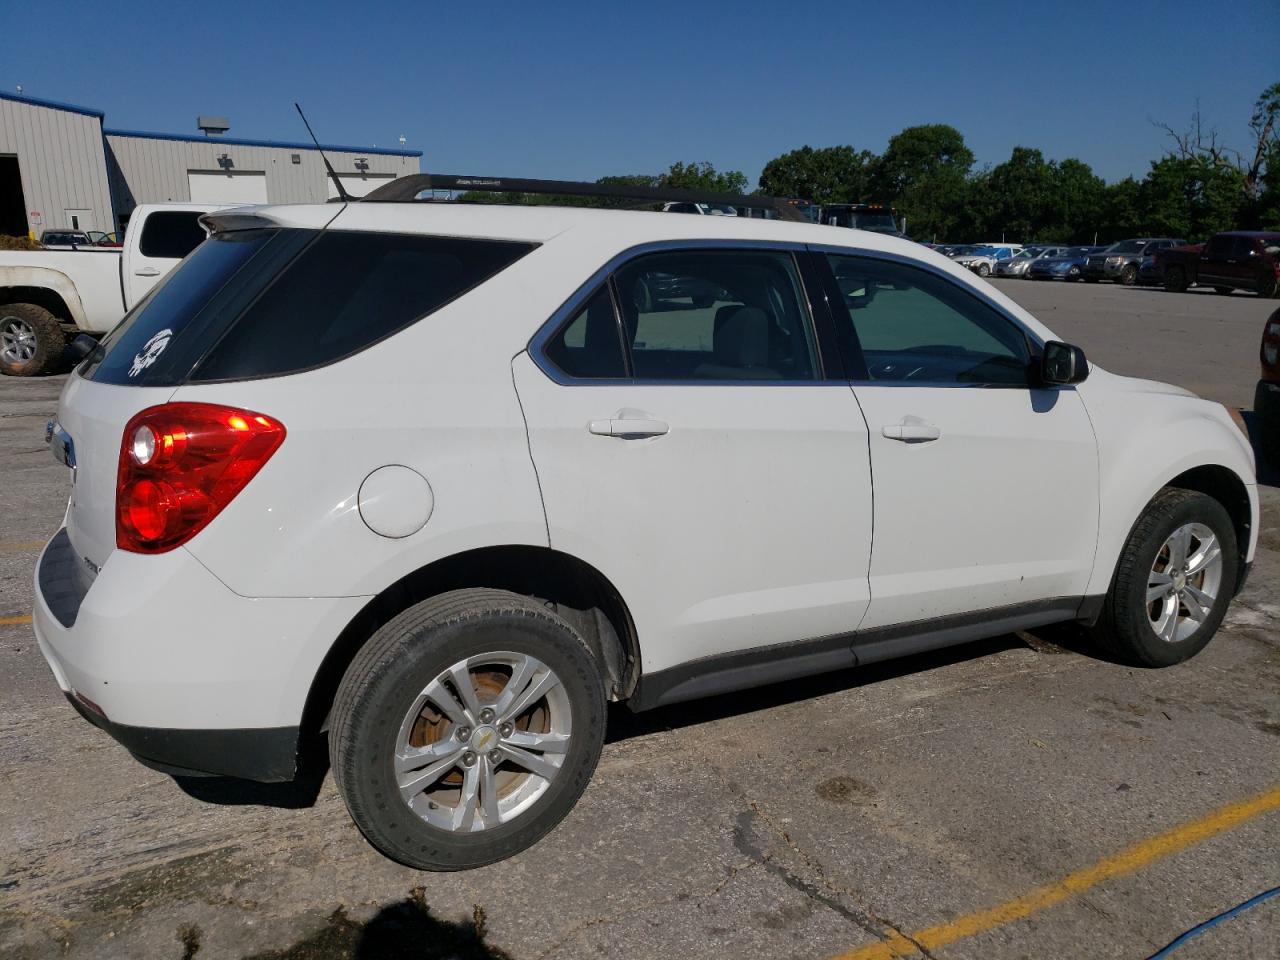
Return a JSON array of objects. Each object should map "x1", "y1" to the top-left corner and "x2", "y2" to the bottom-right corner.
[
  {"x1": 816, "y1": 250, "x2": 1099, "y2": 632},
  {"x1": 514, "y1": 245, "x2": 874, "y2": 676},
  {"x1": 124, "y1": 210, "x2": 211, "y2": 305}
]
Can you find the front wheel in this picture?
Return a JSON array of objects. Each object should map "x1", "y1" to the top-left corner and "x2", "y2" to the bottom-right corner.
[
  {"x1": 1259, "y1": 272, "x2": 1279, "y2": 299},
  {"x1": 976, "y1": 263, "x2": 990, "y2": 277},
  {"x1": 1091, "y1": 489, "x2": 1238, "y2": 667},
  {"x1": 1120, "y1": 263, "x2": 1138, "y2": 286},
  {"x1": 1067, "y1": 266, "x2": 1081, "y2": 281},
  {"x1": 329, "y1": 589, "x2": 606, "y2": 870}
]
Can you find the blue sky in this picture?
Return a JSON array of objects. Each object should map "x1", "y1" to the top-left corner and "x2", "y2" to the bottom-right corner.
[{"x1": 3, "y1": 0, "x2": 1276, "y2": 187}]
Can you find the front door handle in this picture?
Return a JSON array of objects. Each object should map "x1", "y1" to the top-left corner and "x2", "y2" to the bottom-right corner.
[
  {"x1": 589, "y1": 417, "x2": 669, "y2": 438},
  {"x1": 882, "y1": 421, "x2": 941, "y2": 443},
  {"x1": 134, "y1": 266, "x2": 160, "y2": 277}
]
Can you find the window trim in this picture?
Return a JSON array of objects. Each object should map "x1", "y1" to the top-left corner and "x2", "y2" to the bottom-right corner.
[
  {"x1": 528, "y1": 239, "x2": 841, "y2": 387},
  {"x1": 807, "y1": 243, "x2": 1046, "y2": 390}
]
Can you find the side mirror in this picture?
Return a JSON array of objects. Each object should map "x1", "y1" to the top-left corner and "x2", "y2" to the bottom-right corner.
[{"x1": 1041, "y1": 340, "x2": 1088, "y2": 385}]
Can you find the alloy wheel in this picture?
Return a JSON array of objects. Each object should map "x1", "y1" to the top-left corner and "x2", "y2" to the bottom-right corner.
[
  {"x1": 1146, "y1": 522, "x2": 1223, "y2": 643},
  {"x1": 0, "y1": 316, "x2": 37, "y2": 364},
  {"x1": 394, "y1": 651, "x2": 571, "y2": 833}
]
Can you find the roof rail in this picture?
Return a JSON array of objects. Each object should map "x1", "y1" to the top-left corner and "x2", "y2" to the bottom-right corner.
[{"x1": 360, "y1": 173, "x2": 810, "y2": 223}]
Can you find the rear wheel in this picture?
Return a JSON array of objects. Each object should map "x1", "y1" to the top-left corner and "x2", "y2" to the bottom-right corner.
[
  {"x1": 1091, "y1": 489, "x2": 1237, "y2": 667},
  {"x1": 1163, "y1": 265, "x2": 1187, "y2": 293},
  {"x1": 0, "y1": 303, "x2": 64, "y2": 377},
  {"x1": 1067, "y1": 266, "x2": 1081, "y2": 281},
  {"x1": 330, "y1": 589, "x2": 606, "y2": 871},
  {"x1": 1120, "y1": 263, "x2": 1138, "y2": 286}
]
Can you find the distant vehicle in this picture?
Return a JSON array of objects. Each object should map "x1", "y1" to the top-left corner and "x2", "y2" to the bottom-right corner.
[
  {"x1": 1158, "y1": 232, "x2": 1280, "y2": 298},
  {"x1": 1, "y1": 203, "x2": 232, "y2": 376},
  {"x1": 821, "y1": 204, "x2": 904, "y2": 236},
  {"x1": 995, "y1": 246, "x2": 1071, "y2": 278},
  {"x1": 1028, "y1": 246, "x2": 1100, "y2": 282},
  {"x1": 1084, "y1": 238, "x2": 1187, "y2": 286},
  {"x1": 1258, "y1": 307, "x2": 1280, "y2": 461},
  {"x1": 660, "y1": 201, "x2": 738, "y2": 216},
  {"x1": 39, "y1": 229, "x2": 97, "y2": 250},
  {"x1": 87, "y1": 231, "x2": 123, "y2": 248},
  {"x1": 952, "y1": 244, "x2": 1023, "y2": 278}
]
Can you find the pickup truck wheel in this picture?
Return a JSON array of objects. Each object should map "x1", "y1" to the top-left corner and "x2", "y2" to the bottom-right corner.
[
  {"x1": 1091, "y1": 488, "x2": 1237, "y2": 668},
  {"x1": 1163, "y1": 265, "x2": 1187, "y2": 292},
  {"x1": 1259, "y1": 273, "x2": 1279, "y2": 299},
  {"x1": 0, "y1": 303, "x2": 65, "y2": 377},
  {"x1": 1120, "y1": 264, "x2": 1138, "y2": 286},
  {"x1": 329, "y1": 588, "x2": 606, "y2": 871}
]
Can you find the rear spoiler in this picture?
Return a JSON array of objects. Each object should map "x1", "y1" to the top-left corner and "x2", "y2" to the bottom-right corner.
[{"x1": 198, "y1": 211, "x2": 282, "y2": 235}]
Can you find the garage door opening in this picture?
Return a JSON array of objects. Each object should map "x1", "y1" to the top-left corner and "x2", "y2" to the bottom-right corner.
[
  {"x1": 0, "y1": 155, "x2": 28, "y2": 238},
  {"x1": 187, "y1": 169, "x2": 268, "y2": 205}
]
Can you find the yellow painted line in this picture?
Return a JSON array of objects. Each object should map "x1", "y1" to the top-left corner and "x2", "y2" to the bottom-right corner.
[
  {"x1": 0, "y1": 539, "x2": 45, "y2": 553},
  {"x1": 0, "y1": 614, "x2": 33, "y2": 626},
  {"x1": 834, "y1": 784, "x2": 1280, "y2": 960}
]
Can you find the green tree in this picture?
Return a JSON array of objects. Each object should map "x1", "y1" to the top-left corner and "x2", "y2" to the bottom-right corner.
[
  {"x1": 1139, "y1": 156, "x2": 1246, "y2": 239},
  {"x1": 1053, "y1": 158, "x2": 1107, "y2": 242},
  {"x1": 1096, "y1": 177, "x2": 1144, "y2": 242},
  {"x1": 758, "y1": 145, "x2": 875, "y2": 204},
  {"x1": 658, "y1": 161, "x2": 748, "y2": 195},
  {"x1": 870, "y1": 124, "x2": 974, "y2": 240},
  {"x1": 982, "y1": 147, "x2": 1059, "y2": 241}
]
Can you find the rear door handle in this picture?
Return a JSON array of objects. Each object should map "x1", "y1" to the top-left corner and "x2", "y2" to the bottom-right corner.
[
  {"x1": 133, "y1": 266, "x2": 160, "y2": 277},
  {"x1": 589, "y1": 418, "x2": 669, "y2": 438},
  {"x1": 882, "y1": 421, "x2": 941, "y2": 443}
]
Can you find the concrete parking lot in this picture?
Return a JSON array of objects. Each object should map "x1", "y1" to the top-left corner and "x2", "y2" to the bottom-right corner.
[{"x1": 1, "y1": 279, "x2": 1277, "y2": 960}]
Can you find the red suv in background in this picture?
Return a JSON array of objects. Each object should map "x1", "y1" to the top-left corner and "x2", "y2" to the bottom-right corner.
[{"x1": 1259, "y1": 307, "x2": 1280, "y2": 462}]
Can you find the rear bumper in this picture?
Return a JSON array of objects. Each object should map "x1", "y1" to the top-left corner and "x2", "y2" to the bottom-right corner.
[
  {"x1": 64, "y1": 692, "x2": 299, "y2": 781},
  {"x1": 33, "y1": 527, "x2": 367, "y2": 781}
]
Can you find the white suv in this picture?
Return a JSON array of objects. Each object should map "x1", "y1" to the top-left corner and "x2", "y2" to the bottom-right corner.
[{"x1": 33, "y1": 176, "x2": 1258, "y2": 871}]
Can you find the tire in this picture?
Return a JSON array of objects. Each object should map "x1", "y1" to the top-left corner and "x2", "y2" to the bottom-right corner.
[
  {"x1": 1255, "y1": 379, "x2": 1280, "y2": 466},
  {"x1": 1213, "y1": 286, "x2": 1232, "y2": 296},
  {"x1": 1259, "y1": 272, "x2": 1279, "y2": 299},
  {"x1": 1091, "y1": 489, "x2": 1238, "y2": 667},
  {"x1": 329, "y1": 588, "x2": 607, "y2": 871},
  {"x1": 976, "y1": 263, "x2": 990, "y2": 277},
  {"x1": 1067, "y1": 266, "x2": 1081, "y2": 281},
  {"x1": 1120, "y1": 264, "x2": 1138, "y2": 286},
  {"x1": 0, "y1": 303, "x2": 65, "y2": 377},
  {"x1": 1163, "y1": 265, "x2": 1187, "y2": 293}
]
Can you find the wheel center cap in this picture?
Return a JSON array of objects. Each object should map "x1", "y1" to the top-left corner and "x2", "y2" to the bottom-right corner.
[
  {"x1": 471, "y1": 725, "x2": 498, "y2": 752},
  {"x1": 1173, "y1": 572, "x2": 1186, "y2": 591}
]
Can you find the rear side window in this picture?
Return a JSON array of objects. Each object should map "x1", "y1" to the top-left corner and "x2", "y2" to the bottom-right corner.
[
  {"x1": 139, "y1": 211, "x2": 207, "y2": 259},
  {"x1": 193, "y1": 232, "x2": 533, "y2": 381}
]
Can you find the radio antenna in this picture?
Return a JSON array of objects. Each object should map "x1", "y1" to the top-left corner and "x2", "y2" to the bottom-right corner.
[{"x1": 295, "y1": 103, "x2": 351, "y2": 202}]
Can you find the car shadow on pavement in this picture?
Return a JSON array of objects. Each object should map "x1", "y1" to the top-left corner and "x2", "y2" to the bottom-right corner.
[{"x1": 171, "y1": 742, "x2": 329, "y2": 809}]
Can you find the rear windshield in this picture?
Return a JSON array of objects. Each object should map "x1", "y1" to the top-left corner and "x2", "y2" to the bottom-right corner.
[{"x1": 84, "y1": 229, "x2": 534, "y2": 385}]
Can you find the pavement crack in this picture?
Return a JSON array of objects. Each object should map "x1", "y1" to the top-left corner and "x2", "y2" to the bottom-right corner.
[
  {"x1": 732, "y1": 795, "x2": 938, "y2": 960},
  {"x1": 528, "y1": 856, "x2": 761, "y2": 960}
]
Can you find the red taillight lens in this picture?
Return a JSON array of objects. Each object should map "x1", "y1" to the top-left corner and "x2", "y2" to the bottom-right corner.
[{"x1": 116, "y1": 402, "x2": 286, "y2": 553}]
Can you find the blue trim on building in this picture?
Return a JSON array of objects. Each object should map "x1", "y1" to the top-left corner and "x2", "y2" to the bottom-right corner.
[
  {"x1": 104, "y1": 127, "x2": 422, "y2": 158},
  {"x1": 0, "y1": 90, "x2": 106, "y2": 120}
]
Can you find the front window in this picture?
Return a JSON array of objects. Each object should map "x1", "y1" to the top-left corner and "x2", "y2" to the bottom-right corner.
[
  {"x1": 826, "y1": 254, "x2": 1032, "y2": 386},
  {"x1": 851, "y1": 211, "x2": 898, "y2": 232}
]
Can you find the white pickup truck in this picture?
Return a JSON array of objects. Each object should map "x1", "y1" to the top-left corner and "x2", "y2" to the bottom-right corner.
[{"x1": 0, "y1": 203, "x2": 231, "y2": 376}]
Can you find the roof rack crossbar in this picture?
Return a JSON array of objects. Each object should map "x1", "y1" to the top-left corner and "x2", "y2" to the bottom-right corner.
[{"x1": 360, "y1": 173, "x2": 810, "y2": 222}]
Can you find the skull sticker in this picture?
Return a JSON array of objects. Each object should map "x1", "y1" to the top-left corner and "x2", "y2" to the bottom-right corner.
[{"x1": 129, "y1": 328, "x2": 173, "y2": 378}]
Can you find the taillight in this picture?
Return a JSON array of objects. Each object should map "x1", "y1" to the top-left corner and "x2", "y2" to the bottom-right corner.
[{"x1": 116, "y1": 402, "x2": 286, "y2": 553}]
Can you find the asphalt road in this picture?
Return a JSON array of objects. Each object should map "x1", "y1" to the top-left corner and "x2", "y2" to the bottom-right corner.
[{"x1": 2, "y1": 279, "x2": 1277, "y2": 960}]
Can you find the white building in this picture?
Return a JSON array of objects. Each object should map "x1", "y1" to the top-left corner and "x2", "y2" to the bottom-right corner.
[{"x1": 0, "y1": 91, "x2": 421, "y2": 239}]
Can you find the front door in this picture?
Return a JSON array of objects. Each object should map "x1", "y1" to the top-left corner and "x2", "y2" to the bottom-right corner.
[
  {"x1": 514, "y1": 246, "x2": 874, "y2": 676},
  {"x1": 819, "y1": 251, "x2": 1100, "y2": 631},
  {"x1": 124, "y1": 209, "x2": 209, "y2": 304}
]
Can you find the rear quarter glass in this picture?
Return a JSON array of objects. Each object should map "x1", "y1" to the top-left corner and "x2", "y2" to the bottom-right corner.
[
  {"x1": 190, "y1": 232, "x2": 535, "y2": 382},
  {"x1": 82, "y1": 229, "x2": 294, "y2": 386}
]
